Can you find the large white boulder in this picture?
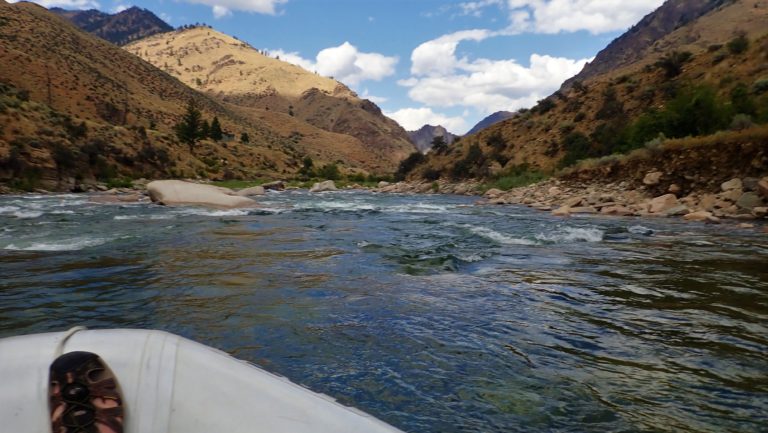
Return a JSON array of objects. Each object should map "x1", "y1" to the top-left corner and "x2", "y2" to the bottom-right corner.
[
  {"x1": 309, "y1": 180, "x2": 338, "y2": 193},
  {"x1": 147, "y1": 180, "x2": 255, "y2": 208}
]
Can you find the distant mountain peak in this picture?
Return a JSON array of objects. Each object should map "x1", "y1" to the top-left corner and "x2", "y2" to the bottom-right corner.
[
  {"x1": 52, "y1": 5, "x2": 172, "y2": 45},
  {"x1": 408, "y1": 124, "x2": 458, "y2": 153},
  {"x1": 466, "y1": 111, "x2": 515, "y2": 136}
]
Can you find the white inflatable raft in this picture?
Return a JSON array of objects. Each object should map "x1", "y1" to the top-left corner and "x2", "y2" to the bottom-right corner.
[{"x1": 0, "y1": 327, "x2": 405, "y2": 433}]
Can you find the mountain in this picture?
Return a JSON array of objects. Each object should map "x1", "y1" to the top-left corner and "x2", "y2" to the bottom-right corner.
[
  {"x1": 408, "y1": 125, "x2": 458, "y2": 153},
  {"x1": 51, "y1": 6, "x2": 172, "y2": 46},
  {"x1": 409, "y1": 0, "x2": 768, "y2": 182},
  {"x1": 465, "y1": 111, "x2": 515, "y2": 136},
  {"x1": 125, "y1": 27, "x2": 416, "y2": 172},
  {"x1": 564, "y1": 0, "x2": 727, "y2": 86},
  {"x1": 0, "y1": 1, "x2": 313, "y2": 190}
]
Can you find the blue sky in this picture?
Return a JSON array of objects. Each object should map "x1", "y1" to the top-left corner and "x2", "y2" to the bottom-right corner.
[{"x1": 21, "y1": 0, "x2": 664, "y2": 133}]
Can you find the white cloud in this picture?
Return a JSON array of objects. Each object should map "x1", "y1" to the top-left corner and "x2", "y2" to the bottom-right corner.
[
  {"x1": 270, "y1": 42, "x2": 398, "y2": 87},
  {"x1": 361, "y1": 89, "x2": 387, "y2": 104},
  {"x1": 9, "y1": 0, "x2": 100, "y2": 8},
  {"x1": 159, "y1": 12, "x2": 172, "y2": 23},
  {"x1": 386, "y1": 107, "x2": 467, "y2": 133},
  {"x1": 411, "y1": 29, "x2": 492, "y2": 76},
  {"x1": 184, "y1": 0, "x2": 287, "y2": 17},
  {"x1": 212, "y1": 5, "x2": 231, "y2": 18},
  {"x1": 457, "y1": 0, "x2": 664, "y2": 34},
  {"x1": 404, "y1": 30, "x2": 588, "y2": 115},
  {"x1": 112, "y1": 3, "x2": 129, "y2": 13}
]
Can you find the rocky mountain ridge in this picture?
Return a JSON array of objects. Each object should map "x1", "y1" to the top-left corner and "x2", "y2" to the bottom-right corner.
[
  {"x1": 465, "y1": 111, "x2": 515, "y2": 136},
  {"x1": 125, "y1": 27, "x2": 416, "y2": 172},
  {"x1": 410, "y1": 0, "x2": 768, "y2": 187},
  {"x1": 52, "y1": 6, "x2": 172, "y2": 45},
  {"x1": 408, "y1": 125, "x2": 458, "y2": 153}
]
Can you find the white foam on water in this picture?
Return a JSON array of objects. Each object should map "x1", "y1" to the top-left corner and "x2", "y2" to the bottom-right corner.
[
  {"x1": 454, "y1": 224, "x2": 536, "y2": 246},
  {"x1": 298, "y1": 201, "x2": 378, "y2": 212},
  {"x1": 0, "y1": 205, "x2": 21, "y2": 214},
  {"x1": 13, "y1": 211, "x2": 44, "y2": 219},
  {"x1": 388, "y1": 203, "x2": 452, "y2": 214},
  {"x1": 628, "y1": 225, "x2": 654, "y2": 235},
  {"x1": 51, "y1": 210, "x2": 75, "y2": 215},
  {"x1": 536, "y1": 227, "x2": 604, "y2": 243},
  {"x1": 175, "y1": 208, "x2": 252, "y2": 217},
  {"x1": 4, "y1": 237, "x2": 111, "y2": 251}
]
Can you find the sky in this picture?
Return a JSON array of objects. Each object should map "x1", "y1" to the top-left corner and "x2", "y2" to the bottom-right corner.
[{"x1": 17, "y1": 0, "x2": 665, "y2": 134}]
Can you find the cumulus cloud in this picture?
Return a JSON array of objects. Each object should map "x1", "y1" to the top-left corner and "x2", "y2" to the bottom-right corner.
[
  {"x1": 385, "y1": 107, "x2": 467, "y2": 133},
  {"x1": 271, "y1": 42, "x2": 398, "y2": 87},
  {"x1": 404, "y1": 30, "x2": 588, "y2": 114},
  {"x1": 112, "y1": 4, "x2": 129, "y2": 13},
  {"x1": 9, "y1": 0, "x2": 100, "y2": 8},
  {"x1": 183, "y1": 0, "x2": 287, "y2": 17},
  {"x1": 456, "y1": 0, "x2": 663, "y2": 34},
  {"x1": 509, "y1": 0, "x2": 664, "y2": 34}
]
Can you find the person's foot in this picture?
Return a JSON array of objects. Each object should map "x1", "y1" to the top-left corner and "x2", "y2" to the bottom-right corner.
[{"x1": 49, "y1": 351, "x2": 124, "y2": 433}]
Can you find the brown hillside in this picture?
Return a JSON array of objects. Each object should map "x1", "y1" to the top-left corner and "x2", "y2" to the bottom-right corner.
[
  {"x1": 0, "y1": 1, "x2": 305, "y2": 188},
  {"x1": 414, "y1": 0, "x2": 768, "y2": 179},
  {"x1": 125, "y1": 27, "x2": 415, "y2": 171}
]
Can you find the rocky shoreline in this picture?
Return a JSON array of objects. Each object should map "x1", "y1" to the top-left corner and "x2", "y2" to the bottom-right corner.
[
  {"x1": 4, "y1": 176, "x2": 767, "y2": 229},
  {"x1": 373, "y1": 176, "x2": 768, "y2": 229}
]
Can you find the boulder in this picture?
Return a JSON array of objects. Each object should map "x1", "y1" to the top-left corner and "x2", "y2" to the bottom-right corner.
[
  {"x1": 643, "y1": 171, "x2": 663, "y2": 185},
  {"x1": 309, "y1": 180, "x2": 338, "y2": 193},
  {"x1": 648, "y1": 194, "x2": 679, "y2": 214},
  {"x1": 261, "y1": 180, "x2": 285, "y2": 191},
  {"x1": 237, "y1": 186, "x2": 266, "y2": 196},
  {"x1": 600, "y1": 205, "x2": 634, "y2": 216},
  {"x1": 668, "y1": 184, "x2": 681, "y2": 195},
  {"x1": 563, "y1": 196, "x2": 583, "y2": 208},
  {"x1": 742, "y1": 177, "x2": 759, "y2": 192},
  {"x1": 147, "y1": 180, "x2": 255, "y2": 208},
  {"x1": 547, "y1": 186, "x2": 562, "y2": 196},
  {"x1": 758, "y1": 178, "x2": 768, "y2": 199},
  {"x1": 662, "y1": 205, "x2": 689, "y2": 217},
  {"x1": 484, "y1": 188, "x2": 504, "y2": 199},
  {"x1": 719, "y1": 188, "x2": 743, "y2": 203},
  {"x1": 569, "y1": 206, "x2": 598, "y2": 214},
  {"x1": 721, "y1": 178, "x2": 743, "y2": 192},
  {"x1": 684, "y1": 211, "x2": 713, "y2": 222},
  {"x1": 698, "y1": 194, "x2": 717, "y2": 211},
  {"x1": 552, "y1": 206, "x2": 571, "y2": 217},
  {"x1": 753, "y1": 207, "x2": 767, "y2": 218},
  {"x1": 736, "y1": 192, "x2": 763, "y2": 210},
  {"x1": 377, "y1": 181, "x2": 391, "y2": 188}
]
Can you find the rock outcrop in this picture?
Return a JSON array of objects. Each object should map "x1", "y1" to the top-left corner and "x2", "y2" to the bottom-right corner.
[
  {"x1": 147, "y1": 180, "x2": 255, "y2": 208},
  {"x1": 309, "y1": 180, "x2": 338, "y2": 193}
]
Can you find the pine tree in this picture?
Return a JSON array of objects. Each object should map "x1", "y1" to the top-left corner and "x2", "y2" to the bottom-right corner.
[
  {"x1": 175, "y1": 99, "x2": 202, "y2": 153},
  {"x1": 210, "y1": 116, "x2": 223, "y2": 141},
  {"x1": 200, "y1": 119, "x2": 210, "y2": 139}
]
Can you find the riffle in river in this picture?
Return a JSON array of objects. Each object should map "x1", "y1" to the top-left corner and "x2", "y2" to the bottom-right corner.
[{"x1": 1, "y1": 190, "x2": 766, "y2": 432}]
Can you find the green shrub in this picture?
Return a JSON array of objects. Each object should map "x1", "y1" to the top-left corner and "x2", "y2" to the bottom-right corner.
[
  {"x1": 753, "y1": 77, "x2": 768, "y2": 94},
  {"x1": 730, "y1": 114, "x2": 754, "y2": 131},
  {"x1": 655, "y1": 51, "x2": 692, "y2": 78},
  {"x1": 395, "y1": 152, "x2": 425, "y2": 181},
  {"x1": 559, "y1": 132, "x2": 591, "y2": 167},
  {"x1": 727, "y1": 33, "x2": 749, "y2": 55},
  {"x1": 317, "y1": 163, "x2": 340, "y2": 180}
]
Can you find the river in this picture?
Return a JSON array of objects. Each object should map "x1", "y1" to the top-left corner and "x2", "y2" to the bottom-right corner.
[{"x1": 1, "y1": 190, "x2": 766, "y2": 432}]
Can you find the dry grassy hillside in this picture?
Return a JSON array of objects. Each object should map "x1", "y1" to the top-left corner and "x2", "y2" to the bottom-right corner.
[
  {"x1": 126, "y1": 27, "x2": 416, "y2": 172},
  {"x1": 0, "y1": 1, "x2": 311, "y2": 189},
  {"x1": 413, "y1": 0, "x2": 768, "y2": 181}
]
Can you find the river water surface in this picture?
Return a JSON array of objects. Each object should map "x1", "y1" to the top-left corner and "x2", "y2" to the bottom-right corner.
[{"x1": 1, "y1": 190, "x2": 766, "y2": 432}]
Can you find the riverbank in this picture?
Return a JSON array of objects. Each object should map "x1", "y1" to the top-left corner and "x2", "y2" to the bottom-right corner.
[{"x1": 371, "y1": 176, "x2": 768, "y2": 228}]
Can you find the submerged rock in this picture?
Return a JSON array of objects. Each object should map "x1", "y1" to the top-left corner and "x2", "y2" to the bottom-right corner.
[{"x1": 147, "y1": 180, "x2": 255, "y2": 208}]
